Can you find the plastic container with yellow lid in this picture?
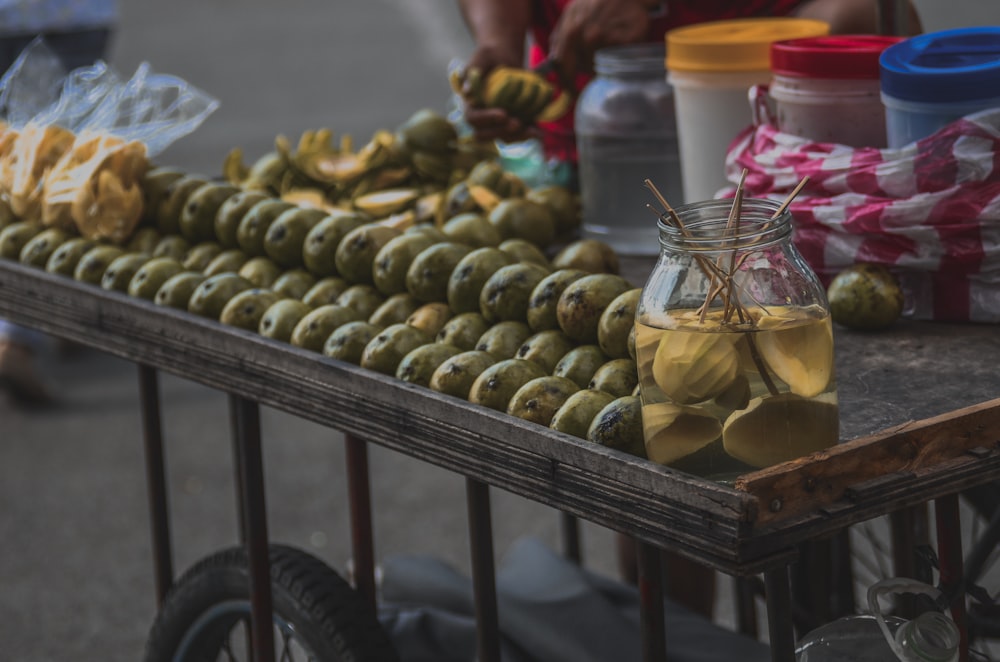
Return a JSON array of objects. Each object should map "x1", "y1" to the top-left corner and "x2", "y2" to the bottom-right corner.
[{"x1": 665, "y1": 18, "x2": 829, "y2": 203}]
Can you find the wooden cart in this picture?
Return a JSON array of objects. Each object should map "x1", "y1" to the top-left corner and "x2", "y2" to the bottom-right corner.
[{"x1": 1, "y1": 256, "x2": 998, "y2": 662}]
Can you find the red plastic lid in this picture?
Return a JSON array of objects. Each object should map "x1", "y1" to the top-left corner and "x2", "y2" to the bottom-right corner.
[{"x1": 771, "y1": 35, "x2": 905, "y2": 79}]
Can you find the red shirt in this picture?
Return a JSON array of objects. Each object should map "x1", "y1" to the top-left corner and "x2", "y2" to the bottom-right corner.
[{"x1": 528, "y1": 0, "x2": 809, "y2": 163}]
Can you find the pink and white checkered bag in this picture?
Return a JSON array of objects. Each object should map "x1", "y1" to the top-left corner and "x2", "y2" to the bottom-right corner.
[{"x1": 723, "y1": 107, "x2": 1000, "y2": 323}]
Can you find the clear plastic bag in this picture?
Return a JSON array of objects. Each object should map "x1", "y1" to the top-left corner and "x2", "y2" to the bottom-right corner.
[
  {"x1": 1, "y1": 37, "x2": 218, "y2": 156},
  {"x1": 0, "y1": 37, "x2": 219, "y2": 242}
]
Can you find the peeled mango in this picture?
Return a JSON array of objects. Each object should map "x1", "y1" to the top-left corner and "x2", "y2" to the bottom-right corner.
[
  {"x1": 641, "y1": 402, "x2": 721, "y2": 465},
  {"x1": 652, "y1": 330, "x2": 739, "y2": 405},
  {"x1": 826, "y1": 263, "x2": 904, "y2": 331},
  {"x1": 754, "y1": 310, "x2": 834, "y2": 398},
  {"x1": 722, "y1": 392, "x2": 839, "y2": 468}
]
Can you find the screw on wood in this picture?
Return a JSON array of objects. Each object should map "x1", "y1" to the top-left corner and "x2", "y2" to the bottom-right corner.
[{"x1": 769, "y1": 498, "x2": 783, "y2": 513}]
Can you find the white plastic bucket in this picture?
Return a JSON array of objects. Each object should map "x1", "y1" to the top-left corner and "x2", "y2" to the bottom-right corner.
[
  {"x1": 665, "y1": 17, "x2": 829, "y2": 204},
  {"x1": 667, "y1": 69, "x2": 769, "y2": 203}
]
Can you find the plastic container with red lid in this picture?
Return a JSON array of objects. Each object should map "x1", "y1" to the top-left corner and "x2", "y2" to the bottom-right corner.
[{"x1": 767, "y1": 35, "x2": 904, "y2": 147}]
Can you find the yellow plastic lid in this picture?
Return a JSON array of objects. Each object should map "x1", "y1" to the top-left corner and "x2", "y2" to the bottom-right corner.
[{"x1": 666, "y1": 18, "x2": 830, "y2": 72}]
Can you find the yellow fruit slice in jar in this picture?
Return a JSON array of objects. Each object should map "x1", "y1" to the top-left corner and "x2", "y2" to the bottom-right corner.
[
  {"x1": 652, "y1": 329, "x2": 740, "y2": 405},
  {"x1": 722, "y1": 392, "x2": 838, "y2": 468},
  {"x1": 634, "y1": 321, "x2": 664, "y2": 395},
  {"x1": 641, "y1": 402, "x2": 722, "y2": 465},
  {"x1": 754, "y1": 310, "x2": 834, "y2": 398}
]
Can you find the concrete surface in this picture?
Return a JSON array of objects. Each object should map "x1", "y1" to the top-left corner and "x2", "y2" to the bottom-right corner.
[{"x1": 2, "y1": 1, "x2": 997, "y2": 661}]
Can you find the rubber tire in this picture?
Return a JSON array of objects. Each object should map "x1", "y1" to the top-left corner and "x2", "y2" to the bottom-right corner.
[{"x1": 144, "y1": 543, "x2": 399, "y2": 662}]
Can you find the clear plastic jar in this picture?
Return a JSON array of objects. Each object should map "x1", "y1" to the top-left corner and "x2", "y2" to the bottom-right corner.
[
  {"x1": 797, "y1": 578, "x2": 961, "y2": 662},
  {"x1": 575, "y1": 43, "x2": 681, "y2": 256},
  {"x1": 635, "y1": 197, "x2": 838, "y2": 483}
]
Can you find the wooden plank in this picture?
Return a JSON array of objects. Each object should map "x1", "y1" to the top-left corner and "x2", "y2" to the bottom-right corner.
[
  {"x1": 738, "y1": 450, "x2": 1000, "y2": 562},
  {"x1": 735, "y1": 400, "x2": 1000, "y2": 526}
]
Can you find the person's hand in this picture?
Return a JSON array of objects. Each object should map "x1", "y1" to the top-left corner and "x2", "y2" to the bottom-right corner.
[
  {"x1": 548, "y1": 0, "x2": 652, "y2": 82},
  {"x1": 458, "y1": 46, "x2": 537, "y2": 144}
]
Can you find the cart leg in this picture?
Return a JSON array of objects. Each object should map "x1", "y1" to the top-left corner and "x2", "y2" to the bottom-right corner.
[
  {"x1": 890, "y1": 504, "x2": 933, "y2": 618},
  {"x1": 935, "y1": 494, "x2": 968, "y2": 662},
  {"x1": 636, "y1": 541, "x2": 666, "y2": 662},
  {"x1": 138, "y1": 364, "x2": 174, "y2": 605},
  {"x1": 764, "y1": 565, "x2": 797, "y2": 662},
  {"x1": 466, "y1": 478, "x2": 501, "y2": 662},
  {"x1": 792, "y1": 538, "x2": 834, "y2": 633},
  {"x1": 828, "y1": 529, "x2": 856, "y2": 619},
  {"x1": 560, "y1": 512, "x2": 582, "y2": 564},
  {"x1": 733, "y1": 575, "x2": 759, "y2": 638},
  {"x1": 229, "y1": 395, "x2": 275, "y2": 662},
  {"x1": 230, "y1": 395, "x2": 247, "y2": 543},
  {"x1": 345, "y1": 433, "x2": 377, "y2": 614}
]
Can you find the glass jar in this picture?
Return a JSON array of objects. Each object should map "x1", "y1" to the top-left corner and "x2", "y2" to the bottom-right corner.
[
  {"x1": 575, "y1": 43, "x2": 681, "y2": 256},
  {"x1": 635, "y1": 197, "x2": 838, "y2": 483}
]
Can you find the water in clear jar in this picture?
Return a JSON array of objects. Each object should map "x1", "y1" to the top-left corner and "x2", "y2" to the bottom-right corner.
[
  {"x1": 635, "y1": 304, "x2": 838, "y2": 484},
  {"x1": 578, "y1": 135, "x2": 682, "y2": 256},
  {"x1": 575, "y1": 42, "x2": 681, "y2": 257}
]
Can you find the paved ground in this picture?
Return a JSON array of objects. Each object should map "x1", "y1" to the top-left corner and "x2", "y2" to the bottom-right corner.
[{"x1": 1, "y1": 1, "x2": 997, "y2": 661}]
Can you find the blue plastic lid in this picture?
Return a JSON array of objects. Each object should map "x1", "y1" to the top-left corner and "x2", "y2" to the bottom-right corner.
[{"x1": 880, "y1": 27, "x2": 1000, "y2": 102}]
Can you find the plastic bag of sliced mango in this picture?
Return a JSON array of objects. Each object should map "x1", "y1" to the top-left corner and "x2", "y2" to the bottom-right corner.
[{"x1": 0, "y1": 37, "x2": 218, "y2": 243}]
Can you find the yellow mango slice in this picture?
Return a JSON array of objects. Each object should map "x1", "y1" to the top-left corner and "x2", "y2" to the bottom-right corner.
[
  {"x1": 722, "y1": 392, "x2": 838, "y2": 468},
  {"x1": 652, "y1": 329, "x2": 739, "y2": 404},
  {"x1": 642, "y1": 402, "x2": 722, "y2": 465},
  {"x1": 754, "y1": 313, "x2": 834, "y2": 398}
]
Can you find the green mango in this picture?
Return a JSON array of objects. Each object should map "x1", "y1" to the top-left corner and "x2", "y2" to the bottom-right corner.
[
  {"x1": 154, "y1": 271, "x2": 207, "y2": 309},
  {"x1": 101, "y1": 253, "x2": 152, "y2": 292},
  {"x1": 156, "y1": 174, "x2": 210, "y2": 236},
  {"x1": 214, "y1": 191, "x2": 270, "y2": 248},
  {"x1": 187, "y1": 273, "x2": 254, "y2": 319},
  {"x1": 20, "y1": 228, "x2": 73, "y2": 268},
  {"x1": 263, "y1": 207, "x2": 328, "y2": 268},
  {"x1": 301, "y1": 210, "x2": 370, "y2": 278},
  {"x1": 290, "y1": 304, "x2": 362, "y2": 352},
  {"x1": 219, "y1": 288, "x2": 283, "y2": 331},
  {"x1": 428, "y1": 350, "x2": 496, "y2": 399},
  {"x1": 258, "y1": 299, "x2": 313, "y2": 342},
  {"x1": 0, "y1": 221, "x2": 44, "y2": 260},
  {"x1": 128, "y1": 257, "x2": 185, "y2": 300},
  {"x1": 74, "y1": 245, "x2": 126, "y2": 285},
  {"x1": 236, "y1": 199, "x2": 295, "y2": 257},
  {"x1": 179, "y1": 182, "x2": 240, "y2": 243},
  {"x1": 46, "y1": 237, "x2": 97, "y2": 276}
]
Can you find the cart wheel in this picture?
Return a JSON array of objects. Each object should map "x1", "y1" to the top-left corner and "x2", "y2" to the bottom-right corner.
[
  {"x1": 144, "y1": 543, "x2": 399, "y2": 662},
  {"x1": 847, "y1": 486, "x2": 1000, "y2": 660}
]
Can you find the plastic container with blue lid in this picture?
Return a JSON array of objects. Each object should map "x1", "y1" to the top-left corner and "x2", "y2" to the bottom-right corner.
[{"x1": 880, "y1": 27, "x2": 1000, "y2": 148}]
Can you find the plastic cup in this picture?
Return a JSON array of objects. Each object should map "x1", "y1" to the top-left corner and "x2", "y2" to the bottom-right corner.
[{"x1": 665, "y1": 18, "x2": 829, "y2": 204}]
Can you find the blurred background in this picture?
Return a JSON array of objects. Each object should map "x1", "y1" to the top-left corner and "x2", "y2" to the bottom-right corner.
[{"x1": 2, "y1": 0, "x2": 998, "y2": 660}]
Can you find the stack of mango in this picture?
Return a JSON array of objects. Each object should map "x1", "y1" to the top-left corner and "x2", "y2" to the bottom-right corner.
[{"x1": 0, "y1": 108, "x2": 649, "y2": 460}]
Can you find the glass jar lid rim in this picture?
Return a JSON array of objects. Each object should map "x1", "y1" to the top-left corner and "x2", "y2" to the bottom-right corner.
[{"x1": 657, "y1": 198, "x2": 791, "y2": 245}]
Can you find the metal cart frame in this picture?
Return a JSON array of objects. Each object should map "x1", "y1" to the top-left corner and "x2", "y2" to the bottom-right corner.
[{"x1": 2, "y1": 259, "x2": 998, "y2": 662}]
